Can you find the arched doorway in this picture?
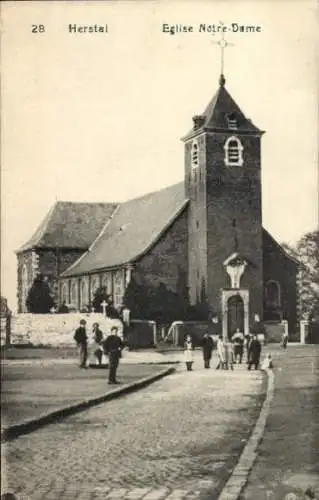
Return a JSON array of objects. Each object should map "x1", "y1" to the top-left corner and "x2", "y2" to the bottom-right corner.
[{"x1": 227, "y1": 295, "x2": 244, "y2": 338}]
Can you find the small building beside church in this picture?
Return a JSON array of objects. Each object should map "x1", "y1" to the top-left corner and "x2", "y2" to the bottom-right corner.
[{"x1": 17, "y1": 74, "x2": 299, "y2": 336}]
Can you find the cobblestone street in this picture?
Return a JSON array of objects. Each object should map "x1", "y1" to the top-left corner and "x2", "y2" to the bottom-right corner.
[{"x1": 2, "y1": 356, "x2": 264, "y2": 499}]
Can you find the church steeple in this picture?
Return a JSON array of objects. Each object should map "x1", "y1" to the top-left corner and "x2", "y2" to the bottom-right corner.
[{"x1": 182, "y1": 77, "x2": 262, "y2": 141}]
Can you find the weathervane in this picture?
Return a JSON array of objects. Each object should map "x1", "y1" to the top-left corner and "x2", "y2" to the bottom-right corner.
[{"x1": 211, "y1": 23, "x2": 234, "y2": 85}]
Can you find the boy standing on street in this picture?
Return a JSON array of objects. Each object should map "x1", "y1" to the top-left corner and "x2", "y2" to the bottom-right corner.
[
  {"x1": 102, "y1": 326, "x2": 124, "y2": 384},
  {"x1": 73, "y1": 319, "x2": 88, "y2": 368}
]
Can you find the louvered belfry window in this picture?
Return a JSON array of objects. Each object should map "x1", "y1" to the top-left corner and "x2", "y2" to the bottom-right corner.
[
  {"x1": 224, "y1": 136, "x2": 244, "y2": 167},
  {"x1": 191, "y1": 141, "x2": 199, "y2": 169}
]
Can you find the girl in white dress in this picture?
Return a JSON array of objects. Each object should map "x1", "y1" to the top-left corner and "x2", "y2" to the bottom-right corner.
[{"x1": 184, "y1": 334, "x2": 194, "y2": 371}]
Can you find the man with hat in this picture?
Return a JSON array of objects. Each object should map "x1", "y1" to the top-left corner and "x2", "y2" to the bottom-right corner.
[
  {"x1": 102, "y1": 326, "x2": 124, "y2": 384},
  {"x1": 73, "y1": 319, "x2": 88, "y2": 368}
]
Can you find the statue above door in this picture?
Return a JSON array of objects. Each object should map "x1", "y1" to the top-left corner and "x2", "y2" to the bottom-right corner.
[{"x1": 223, "y1": 252, "x2": 248, "y2": 290}]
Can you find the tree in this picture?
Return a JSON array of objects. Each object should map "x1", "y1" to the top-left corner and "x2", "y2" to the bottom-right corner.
[
  {"x1": 282, "y1": 230, "x2": 319, "y2": 320},
  {"x1": 122, "y1": 276, "x2": 149, "y2": 319},
  {"x1": 26, "y1": 274, "x2": 54, "y2": 313},
  {"x1": 92, "y1": 286, "x2": 109, "y2": 313}
]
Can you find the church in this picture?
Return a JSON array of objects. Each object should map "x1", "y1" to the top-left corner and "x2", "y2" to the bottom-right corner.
[{"x1": 16, "y1": 73, "x2": 299, "y2": 336}]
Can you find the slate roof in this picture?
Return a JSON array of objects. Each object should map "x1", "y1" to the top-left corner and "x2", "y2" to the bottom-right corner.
[
  {"x1": 61, "y1": 182, "x2": 188, "y2": 277},
  {"x1": 183, "y1": 77, "x2": 262, "y2": 140},
  {"x1": 17, "y1": 202, "x2": 118, "y2": 253}
]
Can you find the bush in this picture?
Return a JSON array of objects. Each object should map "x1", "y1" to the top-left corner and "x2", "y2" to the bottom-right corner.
[{"x1": 26, "y1": 274, "x2": 54, "y2": 313}]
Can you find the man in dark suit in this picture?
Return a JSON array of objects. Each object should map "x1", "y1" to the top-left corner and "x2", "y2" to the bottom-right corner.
[
  {"x1": 102, "y1": 326, "x2": 124, "y2": 384},
  {"x1": 247, "y1": 334, "x2": 262, "y2": 370},
  {"x1": 73, "y1": 319, "x2": 88, "y2": 368}
]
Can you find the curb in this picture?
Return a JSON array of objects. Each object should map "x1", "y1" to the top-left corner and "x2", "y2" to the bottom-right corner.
[
  {"x1": 1, "y1": 366, "x2": 175, "y2": 443},
  {"x1": 218, "y1": 368, "x2": 275, "y2": 500}
]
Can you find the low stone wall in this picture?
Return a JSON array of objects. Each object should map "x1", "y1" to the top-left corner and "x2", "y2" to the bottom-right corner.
[
  {"x1": 264, "y1": 321, "x2": 285, "y2": 343},
  {"x1": 6, "y1": 313, "x2": 123, "y2": 347}
]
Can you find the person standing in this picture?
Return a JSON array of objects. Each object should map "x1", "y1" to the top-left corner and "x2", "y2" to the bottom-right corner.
[
  {"x1": 92, "y1": 322, "x2": 104, "y2": 366},
  {"x1": 225, "y1": 341, "x2": 235, "y2": 371},
  {"x1": 184, "y1": 335, "x2": 194, "y2": 371},
  {"x1": 102, "y1": 326, "x2": 124, "y2": 384},
  {"x1": 216, "y1": 335, "x2": 227, "y2": 370},
  {"x1": 232, "y1": 328, "x2": 244, "y2": 364},
  {"x1": 201, "y1": 333, "x2": 214, "y2": 369},
  {"x1": 247, "y1": 334, "x2": 262, "y2": 370},
  {"x1": 73, "y1": 319, "x2": 88, "y2": 368},
  {"x1": 282, "y1": 331, "x2": 288, "y2": 349}
]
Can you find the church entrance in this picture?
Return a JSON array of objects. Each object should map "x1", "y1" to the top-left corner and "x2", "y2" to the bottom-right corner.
[
  {"x1": 222, "y1": 289, "x2": 249, "y2": 340},
  {"x1": 227, "y1": 295, "x2": 244, "y2": 338}
]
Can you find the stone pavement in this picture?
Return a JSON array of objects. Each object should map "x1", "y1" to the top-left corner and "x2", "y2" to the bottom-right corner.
[
  {"x1": 240, "y1": 345, "x2": 319, "y2": 500},
  {"x1": 1, "y1": 362, "x2": 169, "y2": 427},
  {"x1": 2, "y1": 354, "x2": 265, "y2": 500}
]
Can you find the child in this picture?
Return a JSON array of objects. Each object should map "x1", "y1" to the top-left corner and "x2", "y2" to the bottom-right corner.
[
  {"x1": 184, "y1": 334, "x2": 194, "y2": 371},
  {"x1": 261, "y1": 354, "x2": 273, "y2": 370},
  {"x1": 92, "y1": 322, "x2": 104, "y2": 366}
]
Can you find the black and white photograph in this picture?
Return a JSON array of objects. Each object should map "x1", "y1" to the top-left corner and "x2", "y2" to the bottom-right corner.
[{"x1": 1, "y1": 1, "x2": 318, "y2": 499}]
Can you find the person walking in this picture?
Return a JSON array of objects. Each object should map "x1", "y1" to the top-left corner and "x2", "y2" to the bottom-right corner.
[
  {"x1": 282, "y1": 331, "x2": 288, "y2": 349},
  {"x1": 102, "y1": 326, "x2": 124, "y2": 384},
  {"x1": 201, "y1": 333, "x2": 214, "y2": 369},
  {"x1": 92, "y1": 322, "x2": 104, "y2": 366},
  {"x1": 232, "y1": 328, "x2": 244, "y2": 364},
  {"x1": 216, "y1": 335, "x2": 227, "y2": 370},
  {"x1": 73, "y1": 319, "x2": 88, "y2": 368},
  {"x1": 184, "y1": 334, "x2": 194, "y2": 371},
  {"x1": 247, "y1": 334, "x2": 262, "y2": 370}
]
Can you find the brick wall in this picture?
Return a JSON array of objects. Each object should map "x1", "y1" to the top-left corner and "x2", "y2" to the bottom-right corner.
[
  {"x1": 205, "y1": 132, "x2": 263, "y2": 322},
  {"x1": 263, "y1": 231, "x2": 298, "y2": 332},
  {"x1": 37, "y1": 248, "x2": 84, "y2": 301},
  {"x1": 185, "y1": 135, "x2": 208, "y2": 305}
]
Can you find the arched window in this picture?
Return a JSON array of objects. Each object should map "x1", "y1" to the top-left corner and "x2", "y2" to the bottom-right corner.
[
  {"x1": 113, "y1": 270, "x2": 124, "y2": 309},
  {"x1": 61, "y1": 282, "x2": 68, "y2": 304},
  {"x1": 71, "y1": 281, "x2": 77, "y2": 307},
  {"x1": 224, "y1": 136, "x2": 243, "y2": 167},
  {"x1": 80, "y1": 280, "x2": 89, "y2": 310},
  {"x1": 90, "y1": 276, "x2": 100, "y2": 301},
  {"x1": 265, "y1": 280, "x2": 281, "y2": 308},
  {"x1": 191, "y1": 141, "x2": 199, "y2": 169},
  {"x1": 21, "y1": 264, "x2": 29, "y2": 313}
]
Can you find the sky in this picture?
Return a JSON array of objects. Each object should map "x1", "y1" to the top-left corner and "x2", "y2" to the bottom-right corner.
[{"x1": 1, "y1": 0, "x2": 318, "y2": 312}]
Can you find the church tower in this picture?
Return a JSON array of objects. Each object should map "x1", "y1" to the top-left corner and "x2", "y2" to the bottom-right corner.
[{"x1": 182, "y1": 74, "x2": 264, "y2": 337}]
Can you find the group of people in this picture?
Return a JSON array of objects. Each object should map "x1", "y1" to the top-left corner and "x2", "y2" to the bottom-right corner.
[
  {"x1": 73, "y1": 320, "x2": 124, "y2": 384},
  {"x1": 184, "y1": 329, "x2": 266, "y2": 372}
]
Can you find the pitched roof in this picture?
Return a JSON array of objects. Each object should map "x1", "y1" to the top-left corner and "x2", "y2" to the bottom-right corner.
[
  {"x1": 183, "y1": 77, "x2": 262, "y2": 140},
  {"x1": 17, "y1": 202, "x2": 118, "y2": 253},
  {"x1": 61, "y1": 182, "x2": 188, "y2": 277}
]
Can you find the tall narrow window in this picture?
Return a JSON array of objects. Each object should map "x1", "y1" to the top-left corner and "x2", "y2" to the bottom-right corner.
[{"x1": 224, "y1": 136, "x2": 243, "y2": 167}]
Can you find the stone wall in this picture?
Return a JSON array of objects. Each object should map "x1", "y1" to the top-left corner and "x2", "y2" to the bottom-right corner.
[
  {"x1": 7, "y1": 313, "x2": 123, "y2": 347},
  {"x1": 17, "y1": 248, "x2": 85, "y2": 312},
  {"x1": 133, "y1": 208, "x2": 188, "y2": 295}
]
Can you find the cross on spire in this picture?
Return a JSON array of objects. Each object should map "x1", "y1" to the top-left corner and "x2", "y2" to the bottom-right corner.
[{"x1": 211, "y1": 23, "x2": 234, "y2": 86}]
